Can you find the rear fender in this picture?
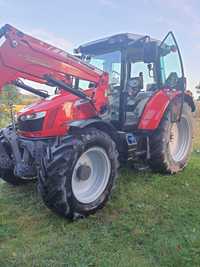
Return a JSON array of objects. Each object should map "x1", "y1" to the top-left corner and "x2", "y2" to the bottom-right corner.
[
  {"x1": 138, "y1": 90, "x2": 194, "y2": 130},
  {"x1": 184, "y1": 92, "x2": 195, "y2": 112}
]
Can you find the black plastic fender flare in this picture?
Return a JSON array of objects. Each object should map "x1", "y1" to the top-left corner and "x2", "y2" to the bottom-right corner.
[
  {"x1": 184, "y1": 94, "x2": 195, "y2": 112},
  {"x1": 68, "y1": 118, "x2": 119, "y2": 144}
]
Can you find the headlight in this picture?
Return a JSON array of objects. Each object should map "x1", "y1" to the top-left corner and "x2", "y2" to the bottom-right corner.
[{"x1": 20, "y1": 111, "x2": 46, "y2": 121}]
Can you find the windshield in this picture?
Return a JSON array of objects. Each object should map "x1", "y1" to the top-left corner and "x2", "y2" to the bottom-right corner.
[
  {"x1": 82, "y1": 51, "x2": 122, "y2": 121},
  {"x1": 87, "y1": 51, "x2": 121, "y2": 86}
]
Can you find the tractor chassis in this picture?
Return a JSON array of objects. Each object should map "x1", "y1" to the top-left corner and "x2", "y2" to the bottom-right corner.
[{"x1": 0, "y1": 126, "x2": 144, "y2": 179}]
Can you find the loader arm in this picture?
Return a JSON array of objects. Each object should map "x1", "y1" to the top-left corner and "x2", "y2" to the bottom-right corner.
[{"x1": 0, "y1": 24, "x2": 105, "y2": 92}]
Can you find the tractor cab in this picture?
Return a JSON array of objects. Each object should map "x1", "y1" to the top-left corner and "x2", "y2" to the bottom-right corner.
[{"x1": 75, "y1": 32, "x2": 185, "y2": 130}]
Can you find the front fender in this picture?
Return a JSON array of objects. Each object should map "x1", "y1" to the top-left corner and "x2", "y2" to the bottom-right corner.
[{"x1": 68, "y1": 118, "x2": 118, "y2": 142}]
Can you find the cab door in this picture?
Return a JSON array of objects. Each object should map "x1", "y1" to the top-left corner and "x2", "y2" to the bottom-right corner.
[{"x1": 158, "y1": 32, "x2": 185, "y2": 91}]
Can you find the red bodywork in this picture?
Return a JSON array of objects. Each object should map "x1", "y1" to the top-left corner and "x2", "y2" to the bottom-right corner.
[
  {"x1": 0, "y1": 24, "x2": 190, "y2": 137},
  {"x1": 138, "y1": 89, "x2": 179, "y2": 130},
  {"x1": 17, "y1": 91, "x2": 98, "y2": 137}
]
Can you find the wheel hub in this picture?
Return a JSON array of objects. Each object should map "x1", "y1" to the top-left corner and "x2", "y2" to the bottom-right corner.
[{"x1": 76, "y1": 165, "x2": 91, "y2": 181}]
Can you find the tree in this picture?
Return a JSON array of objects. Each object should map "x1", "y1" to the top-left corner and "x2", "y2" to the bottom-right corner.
[
  {"x1": 0, "y1": 85, "x2": 21, "y2": 105},
  {"x1": 0, "y1": 85, "x2": 21, "y2": 127}
]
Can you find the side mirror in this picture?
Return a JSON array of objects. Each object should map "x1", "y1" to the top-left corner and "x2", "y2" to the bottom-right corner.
[
  {"x1": 147, "y1": 63, "x2": 154, "y2": 78},
  {"x1": 143, "y1": 41, "x2": 158, "y2": 63},
  {"x1": 177, "y1": 77, "x2": 186, "y2": 91}
]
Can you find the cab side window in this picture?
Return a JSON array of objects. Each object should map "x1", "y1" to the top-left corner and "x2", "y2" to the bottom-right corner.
[{"x1": 131, "y1": 62, "x2": 155, "y2": 91}]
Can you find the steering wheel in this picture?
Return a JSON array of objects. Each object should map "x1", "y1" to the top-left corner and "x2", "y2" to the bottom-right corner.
[
  {"x1": 165, "y1": 72, "x2": 179, "y2": 89},
  {"x1": 112, "y1": 70, "x2": 120, "y2": 76}
]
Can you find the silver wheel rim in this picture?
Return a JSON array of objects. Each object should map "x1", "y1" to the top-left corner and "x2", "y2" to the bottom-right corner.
[
  {"x1": 169, "y1": 116, "x2": 191, "y2": 162},
  {"x1": 72, "y1": 147, "x2": 111, "y2": 204}
]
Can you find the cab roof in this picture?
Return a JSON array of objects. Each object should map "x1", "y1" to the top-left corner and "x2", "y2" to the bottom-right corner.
[{"x1": 76, "y1": 33, "x2": 160, "y2": 55}]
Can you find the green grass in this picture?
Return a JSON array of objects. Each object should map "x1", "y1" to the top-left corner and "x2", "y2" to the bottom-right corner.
[{"x1": 1, "y1": 153, "x2": 200, "y2": 267}]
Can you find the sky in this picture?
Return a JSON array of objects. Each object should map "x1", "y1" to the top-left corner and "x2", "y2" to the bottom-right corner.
[{"x1": 0, "y1": 0, "x2": 199, "y2": 96}]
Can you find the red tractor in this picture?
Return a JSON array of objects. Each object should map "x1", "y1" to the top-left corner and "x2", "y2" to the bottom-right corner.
[{"x1": 0, "y1": 24, "x2": 195, "y2": 219}]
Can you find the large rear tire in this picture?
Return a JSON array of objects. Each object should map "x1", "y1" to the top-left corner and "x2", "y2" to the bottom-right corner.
[
  {"x1": 38, "y1": 128, "x2": 119, "y2": 219},
  {"x1": 0, "y1": 131, "x2": 36, "y2": 185},
  {"x1": 149, "y1": 102, "x2": 193, "y2": 174}
]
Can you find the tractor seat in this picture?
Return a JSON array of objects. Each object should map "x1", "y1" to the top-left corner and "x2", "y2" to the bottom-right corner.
[{"x1": 123, "y1": 91, "x2": 154, "y2": 130}]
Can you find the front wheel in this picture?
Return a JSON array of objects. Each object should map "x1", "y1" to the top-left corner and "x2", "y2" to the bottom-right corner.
[
  {"x1": 149, "y1": 102, "x2": 193, "y2": 174},
  {"x1": 38, "y1": 128, "x2": 119, "y2": 219}
]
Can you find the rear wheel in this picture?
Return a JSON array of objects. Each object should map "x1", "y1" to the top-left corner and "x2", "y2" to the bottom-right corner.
[
  {"x1": 38, "y1": 128, "x2": 119, "y2": 219},
  {"x1": 149, "y1": 102, "x2": 193, "y2": 174}
]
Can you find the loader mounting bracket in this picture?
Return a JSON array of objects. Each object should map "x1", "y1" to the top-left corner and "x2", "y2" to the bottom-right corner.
[
  {"x1": 2, "y1": 128, "x2": 37, "y2": 177},
  {"x1": 0, "y1": 138, "x2": 12, "y2": 169}
]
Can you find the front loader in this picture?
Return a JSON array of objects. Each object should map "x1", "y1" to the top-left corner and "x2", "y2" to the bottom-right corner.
[{"x1": 0, "y1": 24, "x2": 195, "y2": 219}]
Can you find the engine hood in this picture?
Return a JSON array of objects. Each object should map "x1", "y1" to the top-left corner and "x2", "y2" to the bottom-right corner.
[{"x1": 18, "y1": 92, "x2": 78, "y2": 116}]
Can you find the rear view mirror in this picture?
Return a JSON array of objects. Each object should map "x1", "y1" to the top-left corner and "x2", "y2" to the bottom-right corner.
[
  {"x1": 177, "y1": 77, "x2": 186, "y2": 91},
  {"x1": 143, "y1": 41, "x2": 158, "y2": 63}
]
